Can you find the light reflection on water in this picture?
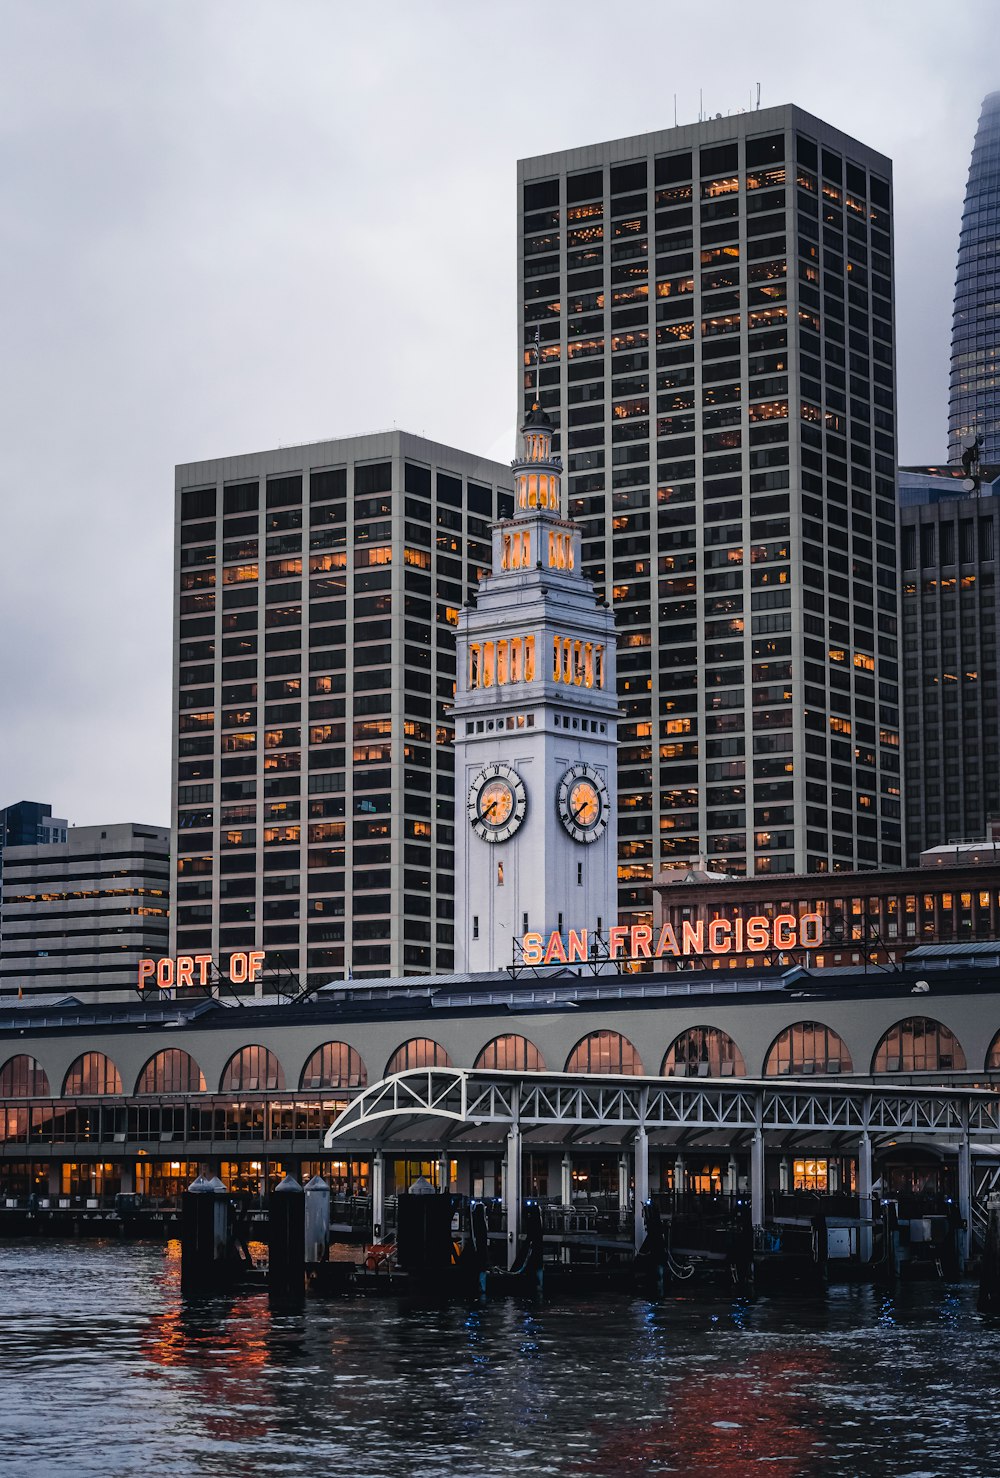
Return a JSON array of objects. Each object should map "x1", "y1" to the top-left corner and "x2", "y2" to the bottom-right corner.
[{"x1": 0, "y1": 1240, "x2": 999, "y2": 1476}]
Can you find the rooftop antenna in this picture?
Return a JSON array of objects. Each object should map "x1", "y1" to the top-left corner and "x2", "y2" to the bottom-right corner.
[
  {"x1": 756, "y1": 82, "x2": 761, "y2": 110},
  {"x1": 699, "y1": 88, "x2": 703, "y2": 122},
  {"x1": 673, "y1": 93, "x2": 677, "y2": 126}
]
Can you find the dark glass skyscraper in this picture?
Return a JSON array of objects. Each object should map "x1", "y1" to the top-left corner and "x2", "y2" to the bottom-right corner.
[{"x1": 950, "y1": 92, "x2": 1000, "y2": 464}]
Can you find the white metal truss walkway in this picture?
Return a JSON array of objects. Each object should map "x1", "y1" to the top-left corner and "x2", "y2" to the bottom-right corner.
[{"x1": 324, "y1": 1068, "x2": 1000, "y2": 1269}]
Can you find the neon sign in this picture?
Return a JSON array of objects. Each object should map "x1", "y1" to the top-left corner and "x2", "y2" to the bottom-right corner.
[
  {"x1": 138, "y1": 951, "x2": 266, "y2": 990},
  {"x1": 520, "y1": 915, "x2": 823, "y2": 966}
]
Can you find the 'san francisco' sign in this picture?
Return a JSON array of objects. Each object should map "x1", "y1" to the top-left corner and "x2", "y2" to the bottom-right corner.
[{"x1": 521, "y1": 914, "x2": 823, "y2": 965}]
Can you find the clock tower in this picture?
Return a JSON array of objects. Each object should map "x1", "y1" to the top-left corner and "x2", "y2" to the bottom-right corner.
[{"x1": 452, "y1": 402, "x2": 619, "y2": 971}]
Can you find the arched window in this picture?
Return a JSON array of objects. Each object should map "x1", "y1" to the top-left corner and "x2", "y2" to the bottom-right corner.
[
  {"x1": 63, "y1": 1052, "x2": 122, "y2": 1096},
  {"x1": 475, "y1": 1035, "x2": 546, "y2": 1072},
  {"x1": 136, "y1": 1049, "x2": 206, "y2": 1094},
  {"x1": 220, "y1": 1045, "x2": 286, "y2": 1092},
  {"x1": 764, "y1": 1022, "x2": 852, "y2": 1076},
  {"x1": 0, "y1": 1055, "x2": 49, "y2": 1097},
  {"x1": 872, "y1": 1018, "x2": 967, "y2": 1074},
  {"x1": 661, "y1": 1027, "x2": 746, "y2": 1077},
  {"x1": 300, "y1": 1042, "x2": 367, "y2": 1090},
  {"x1": 565, "y1": 1031, "x2": 643, "y2": 1076},
  {"x1": 987, "y1": 1031, "x2": 1000, "y2": 1071},
  {"x1": 385, "y1": 1038, "x2": 451, "y2": 1075}
]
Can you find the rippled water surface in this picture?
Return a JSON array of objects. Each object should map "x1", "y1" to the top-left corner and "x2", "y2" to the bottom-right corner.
[{"x1": 1, "y1": 1241, "x2": 999, "y2": 1476}]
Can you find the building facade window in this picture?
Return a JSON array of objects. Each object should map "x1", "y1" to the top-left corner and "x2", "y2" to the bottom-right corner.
[
  {"x1": 871, "y1": 1017, "x2": 967, "y2": 1074},
  {"x1": 565, "y1": 1030, "x2": 643, "y2": 1075}
]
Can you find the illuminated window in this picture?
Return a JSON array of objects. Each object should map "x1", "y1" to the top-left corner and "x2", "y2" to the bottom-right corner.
[
  {"x1": 565, "y1": 1031, "x2": 643, "y2": 1076},
  {"x1": 764, "y1": 1022, "x2": 852, "y2": 1076},
  {"x1": 872, "y1": 1018, "x2": 966, "y2": 1074},
  {"x1": 661, "y1": 1027, "x2": 746, "y2": 1077},
  {"x1": 0, "y1": 1055, "x2": 49, "y2": 1096},
  {"x1": 299, "y1": 1042, "x2": 367, "y2": 1091},
  {"x1": 475, "y1": 1035, "x2": 545, "y2": 1071},
  {"x1": 987, "y1": 1031, "x2": 1000, "y2": 1071},
  {"x1": 385, "y1": 1038, "x2": 452, "y2": 1075},
  {"x1": 220, "y1": 1046, "x2": 286, "y2": 1092},
  {"x1": 136, "y1": 1050, "x2": 206, "y2": 1094},
  {"x1": 63, "y1": 1053, "x2": 122, "y2": 1096},
  {"x1": 793, "y1": 1158, "x2": 828, "y2": 1192}
]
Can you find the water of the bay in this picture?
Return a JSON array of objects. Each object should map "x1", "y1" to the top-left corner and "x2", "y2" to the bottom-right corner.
[{"x1": 1, "y1": 1241, "x2": 999, "y2": 1477}]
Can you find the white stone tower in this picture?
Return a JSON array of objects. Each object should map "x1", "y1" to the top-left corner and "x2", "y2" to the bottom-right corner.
[{"x1": 452, "y1": 402, "x2": 619, "y2": 971}]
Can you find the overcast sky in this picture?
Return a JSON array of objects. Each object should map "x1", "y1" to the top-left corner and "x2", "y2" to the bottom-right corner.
[{"x1": 1, "y1": 0, "x2": 996, "y2": 830}]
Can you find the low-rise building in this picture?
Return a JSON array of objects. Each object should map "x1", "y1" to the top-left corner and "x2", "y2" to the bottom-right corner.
[
  {"x1": 0, "y1": 823, "x2": 170, "y2": 1002},
  {"x1": 653, "y1": 834, "x2": 1000, "y2": 971}
]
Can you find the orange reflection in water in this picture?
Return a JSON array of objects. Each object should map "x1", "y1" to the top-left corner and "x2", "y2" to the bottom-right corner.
[
  {"x1": 140, "y1": 1240, "x2": 272, "y2": 1441},
  {"x1": 571, "y1": 1349, "x2": 830, "y2": 1478}
]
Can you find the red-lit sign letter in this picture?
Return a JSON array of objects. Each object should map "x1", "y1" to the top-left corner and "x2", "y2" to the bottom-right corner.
[
  {"x1": 708, "y1": 918, "x2": 731, "y2": 953},
  {"x1": 522, "y1": 932, "x2": 543, "y2": 965},
  {"x1": 138, "y1": 959, "x2": 155, "y2": 991},
  {"x1": 608, "y1": 926, "x2": 629, "y2": 958},
  {"x1": 774, "y1": 914, "x2": 796, "y2": 948}
]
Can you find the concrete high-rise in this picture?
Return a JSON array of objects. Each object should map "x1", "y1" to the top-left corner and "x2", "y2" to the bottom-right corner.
[
  {"x1": 0, "y1": 822, "x2": 169, "y2": 1001},
  {"x1": 949, "y1": 92, "x2": 1000, "y2": 464},
  {"x1": 899, "y1": 463, "x2": 1000, "y2": 860},
  {"x1": 518, "y1": 107, "x2": 902, "y2": 921},
  {"x1": 171, "y1": 432, "x2": 512, "y2": 990}
]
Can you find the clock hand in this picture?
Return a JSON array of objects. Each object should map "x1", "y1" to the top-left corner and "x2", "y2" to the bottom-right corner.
[{"x1": 483, "y1": 798, "x2": 499, "y2": 818}]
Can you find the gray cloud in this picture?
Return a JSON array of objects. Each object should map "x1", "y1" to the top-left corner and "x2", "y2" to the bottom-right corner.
[{"x1": 0, "y1": 0, "x2": 994, "y2": 825}]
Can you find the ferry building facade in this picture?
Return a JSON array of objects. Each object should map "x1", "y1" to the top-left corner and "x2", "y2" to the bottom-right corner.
[{"x1": 2, "y1": 409, "x2": 1000, "y2": 1256}]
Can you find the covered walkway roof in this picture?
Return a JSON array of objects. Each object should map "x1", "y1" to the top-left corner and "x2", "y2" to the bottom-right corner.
[{"x1": 323, "y1": 1067, "x2": 1000, "y2": 1154}]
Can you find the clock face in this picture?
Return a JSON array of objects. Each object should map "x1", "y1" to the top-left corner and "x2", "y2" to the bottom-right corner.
[
  {"x1": 557, "y1": 762, "x2": 610, "y2": 844},
  {"x1": 467, "y1": 762, "x2": 528, "y2": 843}
]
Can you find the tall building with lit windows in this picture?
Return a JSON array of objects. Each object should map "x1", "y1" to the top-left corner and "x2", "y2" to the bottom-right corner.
[
  {"x1": 171, "y1": 432, "x2": 512, "y2": 990},
  {"x1": 518, "y1": 105, "x2": 903, "y2": 920},
  {"x1": 949, "y1": 92, "x2": 1000, "y2": 464},
  {"x1": 899, "y1": 464, "x2": 1000, "y2": 860}
]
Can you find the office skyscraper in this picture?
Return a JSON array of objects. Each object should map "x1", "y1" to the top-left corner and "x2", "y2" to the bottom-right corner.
[
  {"x1": 518, "y1": 106, "x2": 902, "y2": 921},
  {"x1": 171, "y1": 432, "x2": 512, "y2": 990},
  {"x1": 949, "y1": 92, "x2": 1000, "y2": 464},
  {"x1": 899, "y1": 464, "x2": 1000, "y2": 859}
]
